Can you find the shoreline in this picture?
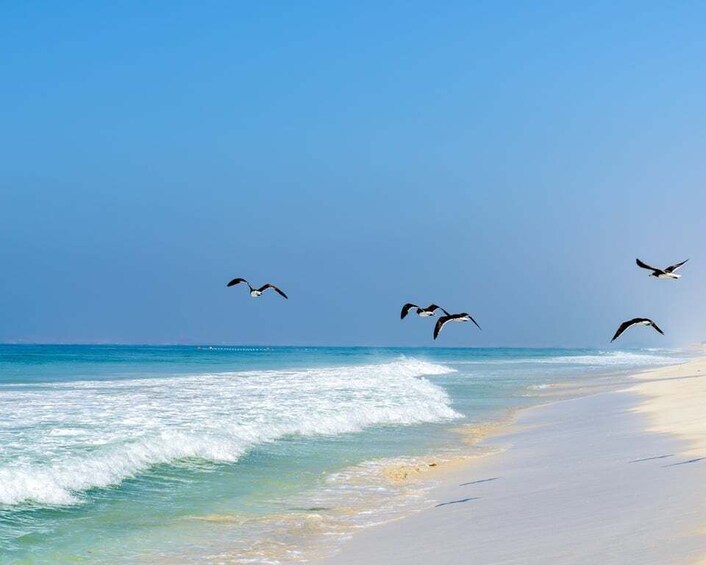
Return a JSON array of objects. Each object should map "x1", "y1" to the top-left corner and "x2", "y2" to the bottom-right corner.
[
  {"x1": 319, "y1": 356, "x2": 706, "y2": 564},
  {"x1": 0, "y1": 348, "x2": 689, "y2": 563},
  {"x1": 169, "y1": 412, "x2": 528, "y2": 564},
  {"x1": 215, "y1": 361, "x2": 663, "y2": 564}
]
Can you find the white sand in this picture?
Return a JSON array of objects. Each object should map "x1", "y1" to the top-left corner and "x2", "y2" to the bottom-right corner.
[
  {"x1": 320, "y1": 357, "x2": 706, "y2": 564},
  {"x1": 632, "y1": 357, "x2": 706, "y2": 457}
]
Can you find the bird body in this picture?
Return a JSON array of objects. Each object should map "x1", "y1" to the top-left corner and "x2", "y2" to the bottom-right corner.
[
  {"x1": 433, "y1": 312, "x2": 481, "y2": 340},
  {"x1": 636, "y1": 258, "x2": 688, "y2": 279},
  {"x1": 227, "y1": 278, "x2": 288, "y2": 299},
  {"x1": 611, "y1": 317, "x2": 664, "y2": 342},
  {"x1": 401, "y1": 303, "x2": 449, "y2": 319}
]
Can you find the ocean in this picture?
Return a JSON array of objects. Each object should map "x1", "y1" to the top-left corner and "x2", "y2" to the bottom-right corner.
[{"x1": 0, "y1": 345, "x2": 687, "y2": 563}]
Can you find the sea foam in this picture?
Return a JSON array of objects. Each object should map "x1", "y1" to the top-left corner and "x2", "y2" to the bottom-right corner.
[
  {"x1": 0, "y1": 358, "x2": 458, "y2": 506},
  {"x1": 452, "y1": 350, "x2": 682, "y2": 367}
]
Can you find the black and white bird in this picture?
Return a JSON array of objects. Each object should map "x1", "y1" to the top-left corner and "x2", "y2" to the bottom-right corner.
[
  {"x1": 611, "y1": 318, "x2": 664, "y2": 342},
  {"x1": 635, "y1": 258, "x2": 688, "y2": 279},
  {"x1": 226, "y1": 277, "x2": 288, "y2": 299},
  {"x1": 433, "y1": 312, "x2": 481, "y2": 340},
  {"x1": 401, "y1": 303, "x2": 449, "y2": 320}
]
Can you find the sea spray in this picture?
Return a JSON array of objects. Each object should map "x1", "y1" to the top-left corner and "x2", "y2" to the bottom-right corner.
[{"x1": 0, "y1": 358, "x2": 459, "y2": 506}]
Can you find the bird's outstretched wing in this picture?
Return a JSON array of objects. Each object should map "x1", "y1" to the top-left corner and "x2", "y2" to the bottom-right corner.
[
  {"x1": 635, "y1": 258, "x2": 659, "y2": 272},
  {"x1": 433, "y1": 315, "x2": 452, "y2": 340},
  {"x1": 611, "y1": 319, "x2": 637, "y2": 342},
  {"x1": 467, "y1": 314, "x2": 482, "y2": 330},
  {"x1": 401, "y1": 303, "x2": 418, "y2": 319},
  {"x1": 611, "y1": 318, "x2": 647, "y2": 342},
  {"x1": 665, "y1": 259, "x2": 688, "y2": 273},
  {"x1": 258, "y1": 284, "x2": 288, "y2": 299},
  {"x1": 227, "y1": 277, "x2": 251, "y2": 288},
  {"x1": 649, "y1": 320, "x2": 665, "y2": 335},
  {"x1": 425, "y1": 304, "x2": 449, "y2": 316}
]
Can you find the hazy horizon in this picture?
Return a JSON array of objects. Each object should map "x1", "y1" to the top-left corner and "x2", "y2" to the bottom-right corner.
[{"x1": 3, "y1": 2, "x2": 706, "y2": 347}]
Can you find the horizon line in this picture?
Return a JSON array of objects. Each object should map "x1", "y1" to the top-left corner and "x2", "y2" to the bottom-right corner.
[{"x1": 0, "y1": 342, "x2": 681, "y2": 350}]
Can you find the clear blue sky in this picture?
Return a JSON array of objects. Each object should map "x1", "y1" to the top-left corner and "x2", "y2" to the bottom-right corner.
[{"x1": 2, "y1": 1, "x2": 705, "y2": 347}]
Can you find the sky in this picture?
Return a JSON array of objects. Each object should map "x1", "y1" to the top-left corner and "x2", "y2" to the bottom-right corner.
[{"x1": 2, "y1": 1, "x2": 706, "y2": 347}]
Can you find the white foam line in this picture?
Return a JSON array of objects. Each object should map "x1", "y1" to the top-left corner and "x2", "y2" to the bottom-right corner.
[{"x1": 0, "y1": 358, "x2": 459, "y2": 507}]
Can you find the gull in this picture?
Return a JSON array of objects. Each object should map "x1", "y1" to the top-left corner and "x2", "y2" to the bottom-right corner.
[
  {"x1": 401, "y1": 303, "x2": 449, "y2": 320},
  {"x1": 433, "y1": 313, "x2": 481, "y2": 340},
  {"x1": 636, "y1": 258, "x2": 688, "y2": 279},
  {"x1": 611, "y1": 318, "x2": 664, "y2": 342},
  {"x1": 226, "y1": 278, "x2": 288, "y2": 299}
]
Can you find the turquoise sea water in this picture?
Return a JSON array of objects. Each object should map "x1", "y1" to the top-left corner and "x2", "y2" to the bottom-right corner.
[{"x1": 0, "y1": 345, "x2": 688, "y2": 563}]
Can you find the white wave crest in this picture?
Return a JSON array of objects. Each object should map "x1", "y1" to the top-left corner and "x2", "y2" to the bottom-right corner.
[
  {"x1": 452, "y1": 351, "x2": 681, "y2": 367},
  {"x1": 0, "y1": 358, "x2": 457, "y2": 506},
  {"x1": 522, "y1": 351, "x2": 681, "y2": 366}
]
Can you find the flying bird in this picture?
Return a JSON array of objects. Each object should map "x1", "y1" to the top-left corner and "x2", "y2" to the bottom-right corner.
[
  {"x1": 635, "y1": 258, "x2": 688, "y2": 279},
  {"x1": 611, "y1": 318, "x2": 664, "y2": 342},
  {"x1": 226, "y1": 278, "x2": 288, "y2": 299},
  {"x1": 433, "y1": 312, "x2": 481, "y2": 340},
  {"x1": 401, "y1": 303, "x2": 449, "y2": 320}
]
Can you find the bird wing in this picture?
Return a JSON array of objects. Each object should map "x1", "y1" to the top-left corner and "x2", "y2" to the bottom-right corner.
[
  {"x1": 649, "y1": 320, "x2": 665, "y2": 335},
  {"x1": 258, "y1": 284, "x2": 288, "y2": 299},
  {"x1": 635, "y1": 258, "x2": 660, "y2": 272},
  {"x1": 433, "y1": 315, "x2": 452, "y2": 340},
  {"x1": 468, "y1": 314, "x2": 482, "y2": 330},
  {"x1": 425, "y1": 304, "x2": 449, "y2": 316},
  {"x1": 611, "y1": 318, "x2": 641, "y2": 342},
  {"x1": 401, "y1": 303, "x2": 418, "y2": 320},
  {"x1": 227, "y1": 277, "x2": 250, "y2": 288},
  {"x1": 665, "y1": 259, "x2": 688, "y2": 273}
]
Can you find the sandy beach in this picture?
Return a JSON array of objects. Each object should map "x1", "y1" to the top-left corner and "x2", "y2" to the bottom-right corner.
[{"x1": 320, "y1": 356, "x2": 706, "y2": 564}]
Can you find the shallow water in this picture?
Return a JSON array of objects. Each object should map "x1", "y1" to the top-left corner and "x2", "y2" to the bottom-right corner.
[{"x1": 0, "y1": 345, "x2": 687, "y2": 563}]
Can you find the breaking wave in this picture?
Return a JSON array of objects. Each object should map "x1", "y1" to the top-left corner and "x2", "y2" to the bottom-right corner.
[{"x1": 0, "y1": 358, "x2": 458, "y2": 506}]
